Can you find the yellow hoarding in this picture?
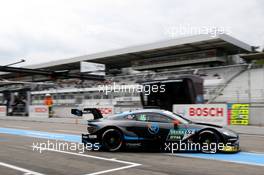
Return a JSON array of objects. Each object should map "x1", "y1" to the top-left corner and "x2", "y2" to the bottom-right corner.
[{"x1": 228, "y1": 104, "x2": 249, "y2": 125}]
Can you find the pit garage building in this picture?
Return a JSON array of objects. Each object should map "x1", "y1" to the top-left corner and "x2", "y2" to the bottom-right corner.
[{"x1": 1, "y1": 33, "x2": 263, "y2": 124}]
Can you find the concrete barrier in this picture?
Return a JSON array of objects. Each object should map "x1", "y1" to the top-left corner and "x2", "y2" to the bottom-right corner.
[
  {"x1": 0, "y1": 106, "x2": 7, "y2": 117},
  {"x1": 29, "y1": 105, "x2": 49, "y2": 118},
  {"x1": 249, "y1": 105, "x2": 264, "y2": 126}
]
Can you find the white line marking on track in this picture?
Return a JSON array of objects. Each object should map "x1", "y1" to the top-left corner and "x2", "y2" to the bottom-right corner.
[
  {"x1": 35, "y1": 147, "x2": 141, "y2": 175},
  {"x1": 85, "y1": 164, "x2": 140, "y2": 175},
  {"x1": 0, "y1": 162, "x2": 44, "y2": 175}
]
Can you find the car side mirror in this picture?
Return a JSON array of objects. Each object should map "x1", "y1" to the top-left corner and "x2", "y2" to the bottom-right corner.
[
  {"x1": 173, "y1": 120, "x2": 180, "y2": 128},
  {"x1": 71, "y1": 109, "x2": 83, "y2": 116}
]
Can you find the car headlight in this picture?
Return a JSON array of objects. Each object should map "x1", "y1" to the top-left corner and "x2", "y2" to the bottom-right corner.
[{"x1": 223, "y1": 130, "x2": 237, "y2": 137}]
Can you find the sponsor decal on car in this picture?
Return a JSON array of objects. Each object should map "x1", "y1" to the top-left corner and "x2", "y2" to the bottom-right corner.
[
  {"x1": 167, "y1": 128, "x2": 196, "y2": 141},
  {"x1": 148, "y1": 122, "x2": 160, "y2": 134}
]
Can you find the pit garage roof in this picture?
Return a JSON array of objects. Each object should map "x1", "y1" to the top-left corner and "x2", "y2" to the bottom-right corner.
[
  {"x1": 24, "y1": 34, "x2": 253, "y2": 71},
  {"x1": 240, "y1": 52, "x2": 264, "y2": 61}
]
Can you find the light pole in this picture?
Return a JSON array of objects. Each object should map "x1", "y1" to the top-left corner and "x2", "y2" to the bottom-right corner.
[
  {"x1": 4, "y1": 59, "x2": 25, "y2": 66},
  {"x1": 247, "y1": 64, "x2": 252, "y2": 104}
]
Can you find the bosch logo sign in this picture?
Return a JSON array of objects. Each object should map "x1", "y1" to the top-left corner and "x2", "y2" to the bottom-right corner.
[
  {"x1": 29, "y1": 105, "x2": 49, "y2": 118},
  {"x1": 189, "y1": 107, "x2": 224, "y2": 117},
  {"x1": 173, "y1": 104, "x2": 228, "y2": 126},
  {"x1": 99, "y1": 108, "x2": 113, "y2": 115},
  {"x1": 0, "y1": 106, "x2": 6, "y2": 116},
  {"x1": 35, "y1": 107, "x2": 48, "y2": 113}
]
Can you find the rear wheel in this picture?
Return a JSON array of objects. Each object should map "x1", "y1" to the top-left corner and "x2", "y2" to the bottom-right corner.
[
  {"x1": 101, "y1": 129, "x2": 123, "y2": 152},
  {"x1": 199, "y1": 131, "x2": 220, "y2": 154}
]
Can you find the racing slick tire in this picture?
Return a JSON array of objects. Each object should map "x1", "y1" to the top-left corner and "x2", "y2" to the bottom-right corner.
[
  {"x1": 198, "y1": 130, "x2": 220, "y2": 154},
  {"x1": 101, "y1": 128, "x2": 124, "y2": 152}
]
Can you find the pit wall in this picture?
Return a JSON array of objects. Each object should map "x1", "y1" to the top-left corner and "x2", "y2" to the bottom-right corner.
[
  {"x1": 249, "y1": 104, "x2": 264, "y2": 126},
  {"x1": 0, "y1": 105, "x2": 49, "y2": 118},
  {"x1": 52, "y1": 103, "x2": 263, "y2": 126},
  {"x1": 1, "y1": 103, "x2": 263, "y2": 126}
]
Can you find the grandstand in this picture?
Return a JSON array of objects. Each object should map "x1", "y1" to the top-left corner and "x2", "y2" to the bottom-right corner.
[
  {"x1": 1, "y1": 33, "x2": 264, "y2": 117},
  {"x1": 214, "y1": 65, "x2": 264, "y2": 103}
]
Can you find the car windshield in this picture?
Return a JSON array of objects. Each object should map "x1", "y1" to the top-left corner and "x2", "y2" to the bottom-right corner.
[
  {"x1": 162, "y1": 110, "x2": 191, "y2": 124},
  {"x1": 103, "y1": 110, "x2": 192, "y2": 124}
]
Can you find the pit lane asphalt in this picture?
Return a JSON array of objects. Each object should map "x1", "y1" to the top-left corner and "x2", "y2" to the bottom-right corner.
[{"x1": 0, "y1": 120, "x2": 264, "y2": 175}]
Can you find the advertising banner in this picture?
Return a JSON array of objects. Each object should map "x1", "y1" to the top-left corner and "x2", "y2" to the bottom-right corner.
[
  {"x1": 0, "y1": 106, "x2": 7, "y2": 117},
  {"x1": 98, "y1": 107, "x2": 113, "y2": 116},
  {"x1": 80, "y1": 61, "x2": 105, "y2": 76},
  {"x1": 173, "y1": 104, "x2": 227, "y2": 126},
  {"x1": 29, "y1": 105, "x2": 49, "y2": 118},
  {"x1": 227, "y1": 104, "x2": 249, "y2": 125}
]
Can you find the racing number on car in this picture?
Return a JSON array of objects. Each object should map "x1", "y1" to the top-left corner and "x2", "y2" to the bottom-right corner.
[{"x1": 182, "y1": 129, "x2": 195, "y2": 140}]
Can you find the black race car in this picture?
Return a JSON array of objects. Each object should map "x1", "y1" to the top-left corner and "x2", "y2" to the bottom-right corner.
[{"x1": 71, "y1": 108, "x2": 239, "y2": 153}]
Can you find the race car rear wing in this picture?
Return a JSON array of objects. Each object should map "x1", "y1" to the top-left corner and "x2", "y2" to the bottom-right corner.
[{"x1": 71, "y1": 108, "x2": 103, "y2": 119}]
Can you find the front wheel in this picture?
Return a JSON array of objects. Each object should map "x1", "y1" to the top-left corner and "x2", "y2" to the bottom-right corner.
[
  {"x1": 101, "y1": 129, "x2": 124, "y2": 152},
  {"x1": 199, "y1": 131, "x2": 220, "y2": 154}
]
